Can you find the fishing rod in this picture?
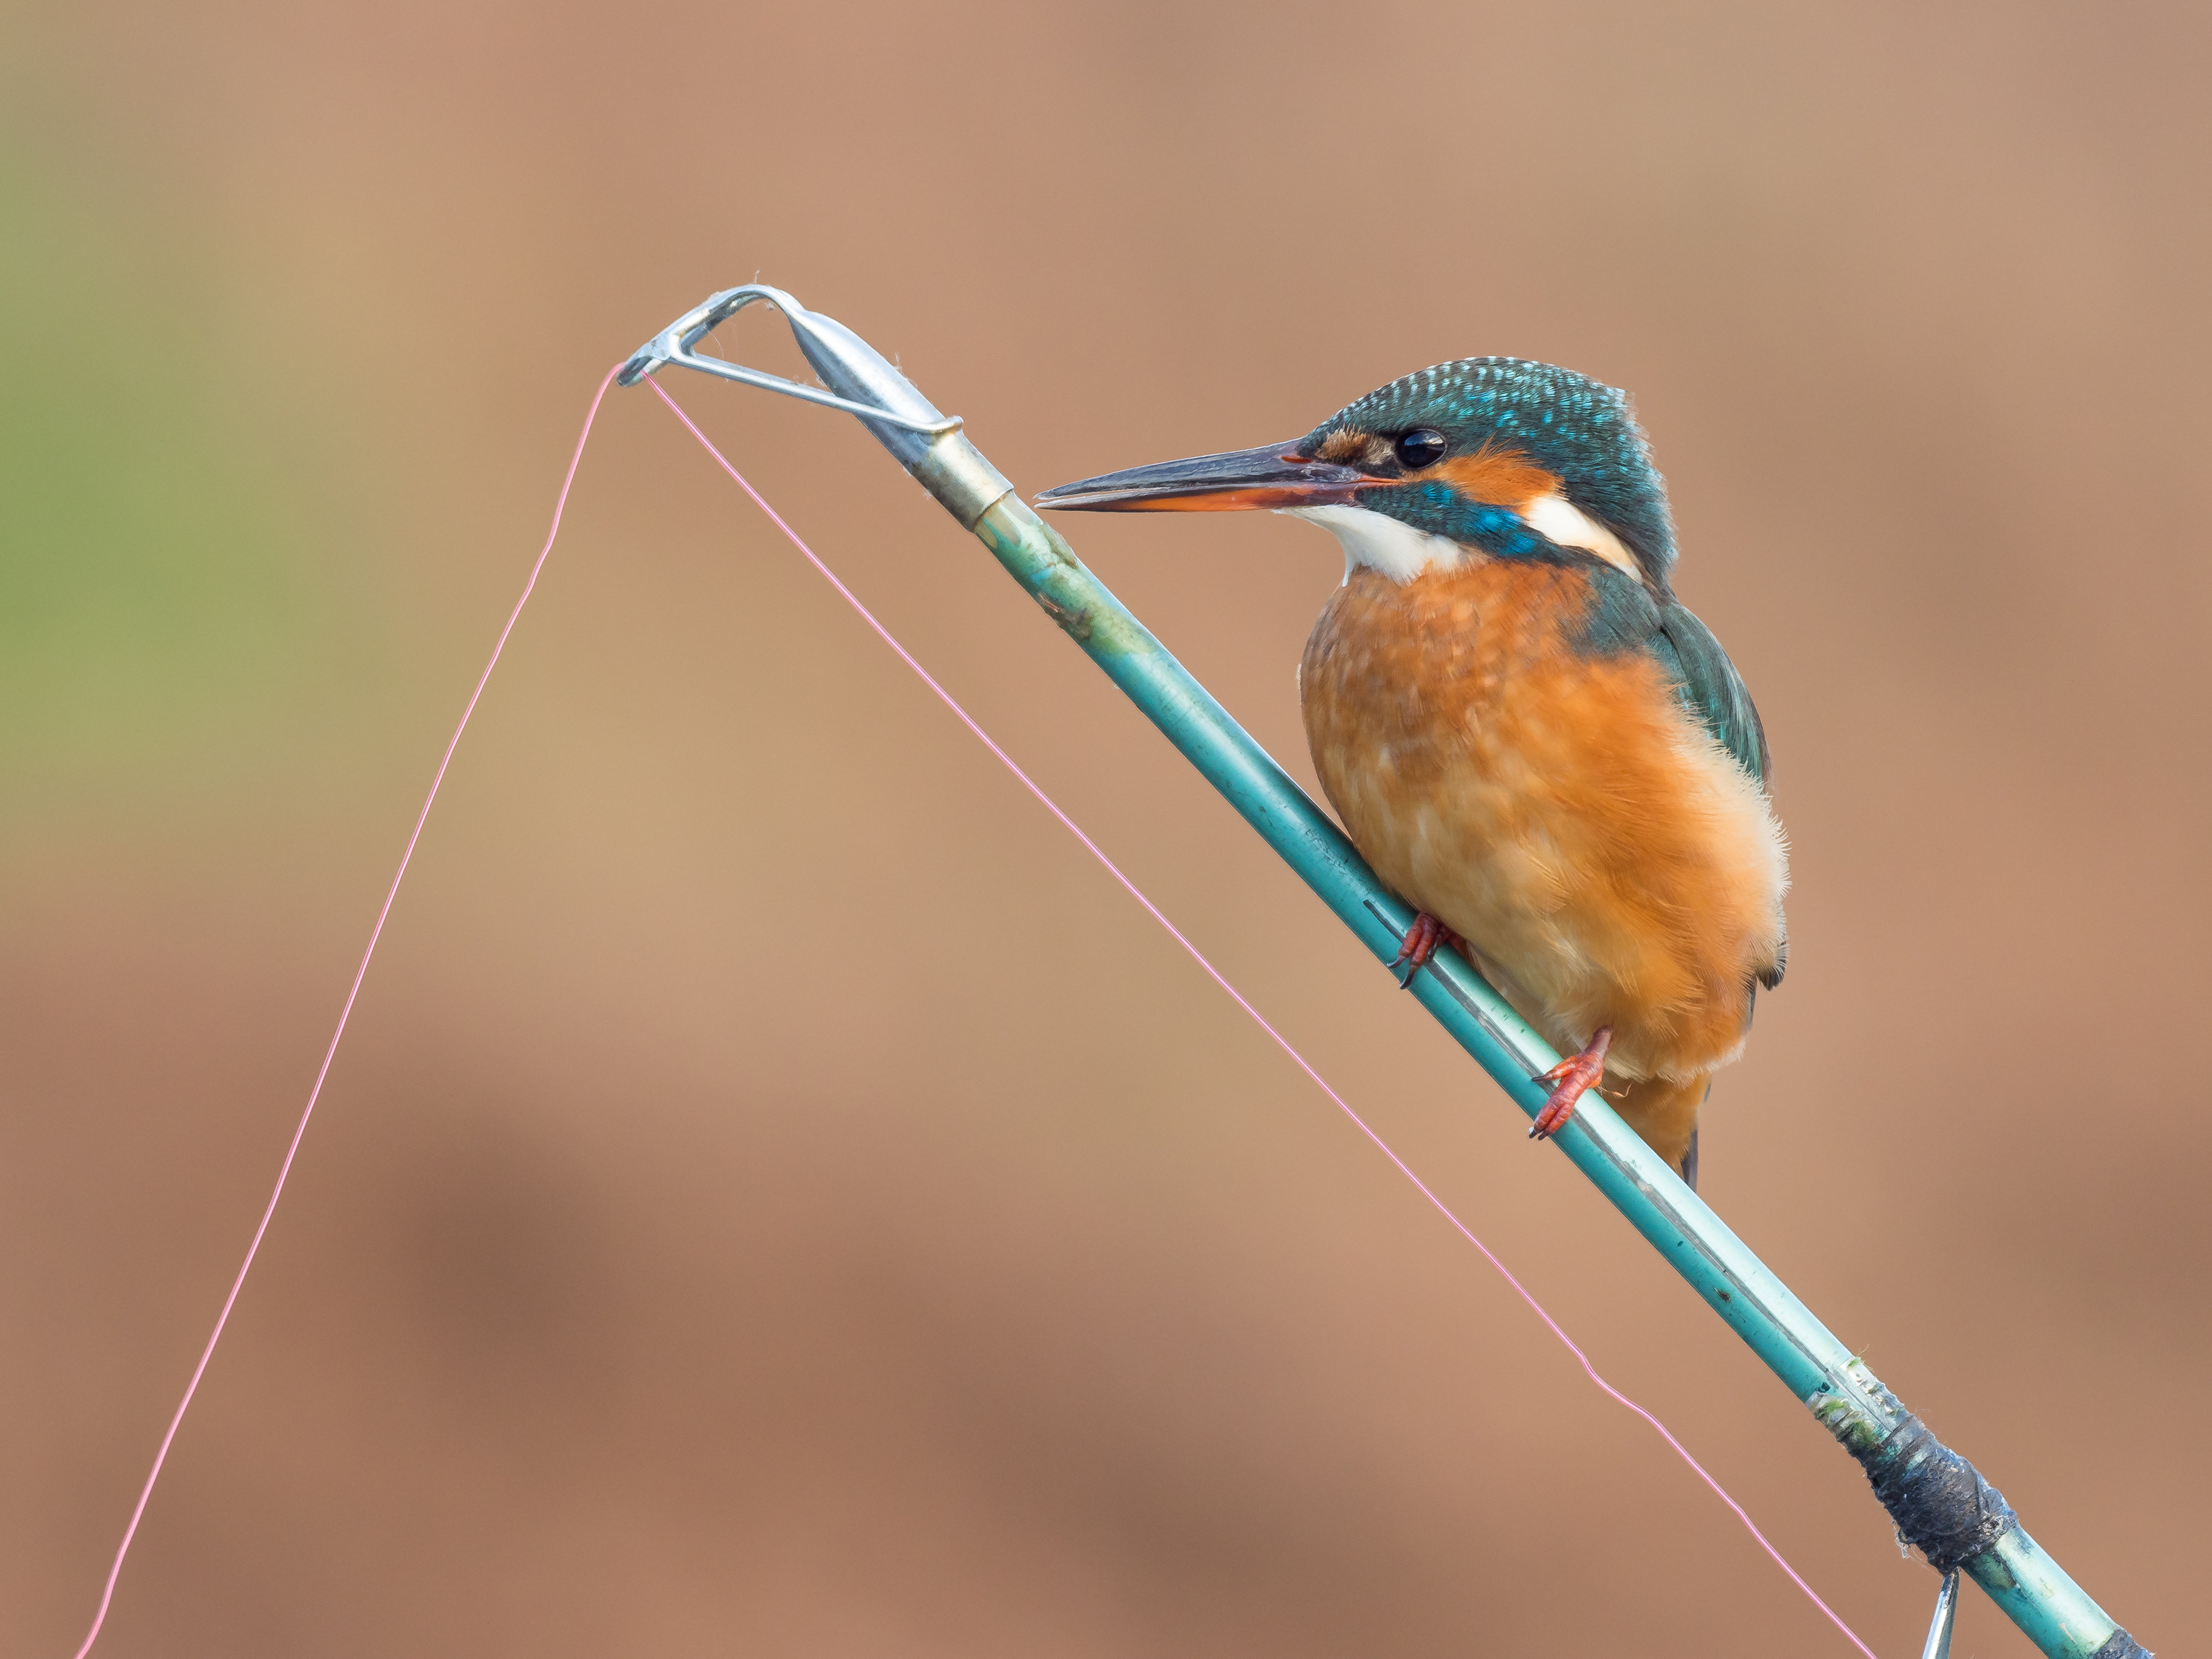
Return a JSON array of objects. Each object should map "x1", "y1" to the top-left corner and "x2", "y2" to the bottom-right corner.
[{"x1": 618, "y1": 284, "x2": 2149, "y2": 1659}]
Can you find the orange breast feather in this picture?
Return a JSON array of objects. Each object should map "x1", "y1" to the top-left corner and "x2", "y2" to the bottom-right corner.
[{"x1": 1300, "y1": 562, "x2": 1788, "y2": 1089}]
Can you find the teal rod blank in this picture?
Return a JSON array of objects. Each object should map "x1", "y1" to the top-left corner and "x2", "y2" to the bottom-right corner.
[{"x1": 626, "y1": 289, "x2": 2147, "y2": 1658}]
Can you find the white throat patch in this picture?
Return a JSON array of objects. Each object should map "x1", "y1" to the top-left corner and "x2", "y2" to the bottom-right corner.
[{"x1": 1279, "y1": 504, "x2": 1468, "y2": 585}]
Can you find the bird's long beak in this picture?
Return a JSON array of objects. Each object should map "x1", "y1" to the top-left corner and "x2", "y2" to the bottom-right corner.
[{"x1": 1033, "y1": 441, "x2": 1366, "y2": 513}]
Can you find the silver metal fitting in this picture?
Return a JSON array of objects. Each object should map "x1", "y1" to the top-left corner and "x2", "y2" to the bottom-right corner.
[
  {"x1": 1922, "y1": 1569, "x2": 1959, "y2": 1659},
  {"x1": 619, "y1": 285, "x2": 962, "y2": 451},
  {"x1": 622, "y1": 283, "x2": 1010, "y2": 527}
]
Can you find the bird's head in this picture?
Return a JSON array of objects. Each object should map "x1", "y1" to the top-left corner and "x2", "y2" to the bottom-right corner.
[{"x1": 1036, "y1": 358, "x2": 1675, "y2": 594}]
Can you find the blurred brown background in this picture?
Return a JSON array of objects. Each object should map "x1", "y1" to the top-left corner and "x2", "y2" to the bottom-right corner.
[{"x1": 3, "y1": 2, "x2": 2206, "y2": 1654}]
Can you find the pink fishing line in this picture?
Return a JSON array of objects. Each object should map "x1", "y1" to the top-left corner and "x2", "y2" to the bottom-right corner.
[
  {"x1": 70, "y1": 364, "x2": 622, "y2": 1659},
  {"x1": 70, "y1": 362, "x2": 1877, "y2": 1659},
  {"x1": 647, "y1": 378, "x2": 1884, "y2": 1659}
]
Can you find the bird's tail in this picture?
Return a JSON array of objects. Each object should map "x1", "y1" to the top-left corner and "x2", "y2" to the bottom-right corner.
[{"x1": 1607, "y1": 1074, "x2": 1711, "y2": 1192}]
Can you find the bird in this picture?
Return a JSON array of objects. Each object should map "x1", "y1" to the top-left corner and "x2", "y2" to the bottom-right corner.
[{"x1": 1033, "y1": 358, "x2": 1788, "y2": 1191}]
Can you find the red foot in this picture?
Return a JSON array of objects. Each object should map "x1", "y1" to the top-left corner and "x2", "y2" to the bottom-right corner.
[
  {"x1": 1529, "y1": 1026, "x2": 1614, "y2": 1142},
  {"x1": 1391, "y1": 912, "x2": 1467, "y2": 988}
]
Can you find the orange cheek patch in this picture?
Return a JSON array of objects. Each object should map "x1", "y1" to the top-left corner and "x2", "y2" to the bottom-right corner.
[{"x1": 1432, "y1": 445, "x2": 1559, "y2": 509}]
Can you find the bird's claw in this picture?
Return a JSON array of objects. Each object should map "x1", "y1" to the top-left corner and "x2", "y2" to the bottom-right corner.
[
  {"x1": 1528, "y1": 1027, "x2": 1614, "y2": 1143},
  {"x1": 1391, "y1": 912, "x2": 1465, "y2": 989}
]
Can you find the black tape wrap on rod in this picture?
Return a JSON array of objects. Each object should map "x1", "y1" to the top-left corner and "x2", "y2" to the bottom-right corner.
[
  {"x1": 1855, "y1": 1414, "x2": 2016, "y2": 1571},
  {"x1": 2090, "y1": 1632, "x2": 2156, "y2": 1659},
  {"x1": 1840, "y1": 1414, "x2": 2154, "y2": 1656}
]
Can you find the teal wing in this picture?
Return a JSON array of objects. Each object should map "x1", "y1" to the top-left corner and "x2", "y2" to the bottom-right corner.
[
  {"x1": 1649, "y1": 601, "x2": 1784, "y2": 988},
  {"x1": 1651, "y1": 601, "x2": 1770, "y2": 789}
]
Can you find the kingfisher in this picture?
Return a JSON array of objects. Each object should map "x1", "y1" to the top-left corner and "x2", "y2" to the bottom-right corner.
[{"x1": 1035, "y1": 359, "x2": 1788, "y2": 1190}]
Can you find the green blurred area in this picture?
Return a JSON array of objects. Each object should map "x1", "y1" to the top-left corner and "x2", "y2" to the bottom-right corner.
[{"x1": 0, "y1": 150, "x2": 375, "y2": 820}]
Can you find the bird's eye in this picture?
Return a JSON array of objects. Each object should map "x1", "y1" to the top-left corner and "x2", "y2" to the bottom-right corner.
[{"x1": 1394, "y1": 428, "x2": 1448, "y2": 469}]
